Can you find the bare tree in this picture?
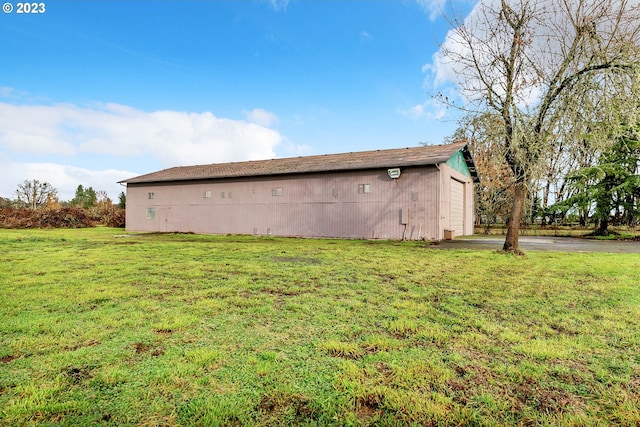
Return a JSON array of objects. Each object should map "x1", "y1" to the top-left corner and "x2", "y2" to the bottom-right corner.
[
  {"x1": 437, "y1": 0, "x2": 640, "y2": 251},
  {"x1": 95, "y1": 190, "x2": 112, "y2": 206},
  {"x1": 15, "y1": 179, "x2": 58, "y2": 210},
  {"x1": 451, "y1": 113, "x2": 515, "y2": 232}
]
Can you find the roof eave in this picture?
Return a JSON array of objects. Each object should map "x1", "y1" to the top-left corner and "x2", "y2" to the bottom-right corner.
[
  {"x1": 118, "y1": 142, "x2": 472, "y2": 185},
  {"x1": 119, "y1": 160, "x2": 451, "y2": 185}
]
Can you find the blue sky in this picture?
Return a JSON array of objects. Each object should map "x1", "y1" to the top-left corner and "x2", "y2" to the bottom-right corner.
[{"x1": 1, "y1": 0, "x2": 474, "y2": 200}]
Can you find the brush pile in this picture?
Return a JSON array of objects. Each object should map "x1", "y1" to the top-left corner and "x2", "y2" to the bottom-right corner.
[{"x1": 0, "y1": 207, "x2": 124, "y2": 229}]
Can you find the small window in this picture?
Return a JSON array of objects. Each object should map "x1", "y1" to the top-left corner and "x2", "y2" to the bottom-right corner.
[
  {"x1": 204, "y1": 190, "x2": 211, "y2": 198},
  {"x1": 272, "y1": 187, "x2": 283, "y2": 196},
  {"x1": 147, "y1": 192, "x2": 155, "y2": 200},
  {"x1": 221, "y1": 191, "x2": 225, "y2": 199},
  {"x1": 411, "y1": 192, "x2": 419, "y2": 201},
  {"x1": 228, "y1": 192, "x2": 232, "y2": 199},
  {"x1": 146, "y1": 208, "x2": 155, "y2": 220},
  {"x1": 358, "y1": 184, "x2": 372, "y2": 194}
]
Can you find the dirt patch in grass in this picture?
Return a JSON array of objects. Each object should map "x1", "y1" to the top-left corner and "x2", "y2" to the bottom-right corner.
[
  {"x1": 262, "y1": 286, "x2": 303, "y2": 297},
  {"x1": 133, "y1": 342, "x2": 165, "y2": 357},
  {"x1": 516, "y1": 379, "x2": 586, "y2": 414},
  {"x1": 357, "y1": 402, "x2": 380, "y2": 422},
  {"x1": 259, "y1": 392, "x2": 317, "y2": 419},
  {"x1": 447, "y1": 364, "x2": 496, "y2": 405},
  {"x1": 63, "y1": 366, "x2": 93, "y2": 384},
  {"x1": 319, "y1": 340, "x2": 364, "y2": 359},
  {"x1": 1, "y1": 355, "x2": 18, "y2": 363},
  {"x1": 550, "y1": 323, "x2": 579, "y2": 336},
  {"x1": 357, "y1": 391, "x2": 384, "y2": 412}
]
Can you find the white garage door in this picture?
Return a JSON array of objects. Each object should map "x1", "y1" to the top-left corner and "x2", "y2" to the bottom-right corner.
[{"x1": 450, "y1": 179, "x2": 465, "y2": 236}]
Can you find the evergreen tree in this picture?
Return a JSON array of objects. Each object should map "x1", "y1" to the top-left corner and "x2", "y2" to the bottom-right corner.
[
  {"x1": 551, "y1": 126, "x2": 640, "y2": 234},
  {"x1": 118, "y1": 192, "x2": 126, "y2": 209},
  {"x1": 70, "y1": 185, "x2": 98, "y2": 209}
]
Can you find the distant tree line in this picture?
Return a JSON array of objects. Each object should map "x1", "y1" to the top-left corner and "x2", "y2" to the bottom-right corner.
[{"x1": 0, "y1": 180, "x2": 126, "y2": 229}]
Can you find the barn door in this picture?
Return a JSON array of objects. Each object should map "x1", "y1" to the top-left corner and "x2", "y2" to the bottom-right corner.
[{"x1": 450, "y1": 179, "x2": 465, "y2": 236}]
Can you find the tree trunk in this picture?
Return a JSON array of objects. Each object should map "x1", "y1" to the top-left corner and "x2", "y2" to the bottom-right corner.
[
  {"x1": 579, "y1": 211, "x2": 587, "y2": 226},
  {"x1": 597, "y1": 217, "x2": 609, "y2": 235},
  {"x1": 503, "y1": 180, "x2": 527, "y2": 252},
  {"x1": 540, "y1": 178, "x2": 551, "y2": 226}
]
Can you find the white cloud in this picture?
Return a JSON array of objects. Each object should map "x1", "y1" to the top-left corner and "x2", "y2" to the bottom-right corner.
[
  {"x1": 0, "y1": 101, "x2": 285, "y2": 201},
  {"x1": 415, "y1": 0, "x2": 446, "y2": 21},
  {"x1": 0, "y1": 159, "x2": 135, "y2": 201},
  {"x1": 244, "y1": 108, "x2": 279, "y2": 127},
  {"x1": 279, "y1": 139, "x2": 313, "y2": 157},
  {"x1": 0, "y1": 102, "x2": 282, "y2": 166},
  {"x1": 400, "y1": 98, "x2": 448, "y2": 120}
]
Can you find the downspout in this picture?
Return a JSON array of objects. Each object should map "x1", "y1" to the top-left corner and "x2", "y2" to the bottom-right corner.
[{"x1": 435, "y1": 163, "x2": 442, "y2": 241}]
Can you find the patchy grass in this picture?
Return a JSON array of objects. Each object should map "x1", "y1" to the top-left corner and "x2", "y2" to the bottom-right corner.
[
  {"x1": 1, "y1": 228, "x2": 639, "y2": 425},
  {"x1": 586, "y1": 230, "x2": 639, "y2": 240},
  {"x1": 477, "y1": 225, "x2": 640, "y2": 239}
]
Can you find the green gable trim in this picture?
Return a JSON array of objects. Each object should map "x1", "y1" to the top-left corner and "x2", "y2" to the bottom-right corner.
[{"x1": 445, "y1": 149, "x2": 472, "y2": 178}]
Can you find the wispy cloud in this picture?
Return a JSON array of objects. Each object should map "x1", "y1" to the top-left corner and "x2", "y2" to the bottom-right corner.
[
  {"x1": 266, "y1": 0, "x2": 290, "y2": 12},
  {"x1": 0, "y1": 87, "x2": 14, "y2": 97},
  {"x1": 415, "y1": 0, "x2": 446, "y2": 21},
  {"x1": 400, "y1": 98, "x2": 448, "y2": 120},
  {"x1": 360, "y1": 30, "x2": 373, "y2": 41},
  {"x1": 244, "y1": 108, "x2": 279, "y2": 127}
]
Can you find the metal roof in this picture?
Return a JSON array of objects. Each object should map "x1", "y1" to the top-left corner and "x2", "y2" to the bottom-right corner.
[{"x1": 120, "y1": 141, "x2": 479, "y2": 184}]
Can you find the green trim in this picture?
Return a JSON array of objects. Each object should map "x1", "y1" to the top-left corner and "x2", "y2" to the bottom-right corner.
[{"x1": 445, "y1": 150, "x2": 472, "y2": 178}]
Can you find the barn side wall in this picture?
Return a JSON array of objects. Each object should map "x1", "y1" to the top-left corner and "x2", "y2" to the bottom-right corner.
[{"x1": 125, "y1": 167, "x2": 443, "y2": 240}]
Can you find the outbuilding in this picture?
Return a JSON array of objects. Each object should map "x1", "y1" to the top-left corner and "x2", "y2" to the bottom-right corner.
[{"x1": 119, "y1": 141, "x2": 479, "y2": 240}]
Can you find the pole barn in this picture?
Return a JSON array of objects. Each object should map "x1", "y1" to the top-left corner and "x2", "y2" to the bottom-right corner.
[{"x1": 119, "y1": 141, "x2": 479, "y2": 241}]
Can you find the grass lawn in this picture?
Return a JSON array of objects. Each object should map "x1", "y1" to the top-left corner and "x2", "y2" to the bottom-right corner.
[
  {"x1": 1, "y1": 228, "x2": 639, "y2": 426},
  {"x1": 476, "y1": 225, "x2": 640, "y2": 239}
]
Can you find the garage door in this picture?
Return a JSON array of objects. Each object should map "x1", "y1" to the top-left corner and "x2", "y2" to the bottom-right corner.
[{"x1": 450, "y1": 179, "x2": 465, "y2": 236}]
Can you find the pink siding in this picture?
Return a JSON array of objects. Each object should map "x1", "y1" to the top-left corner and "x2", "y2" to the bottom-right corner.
[{"x1": 125, "y1": 166, "x2": 473, "y2": 240}]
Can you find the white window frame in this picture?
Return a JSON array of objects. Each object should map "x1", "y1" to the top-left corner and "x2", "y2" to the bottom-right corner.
[{"x1": 358, "y1": 184, "x2": 372, "y2": 194}]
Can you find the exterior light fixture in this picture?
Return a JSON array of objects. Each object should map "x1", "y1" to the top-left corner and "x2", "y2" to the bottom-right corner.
[{"x1": 387, "y1": 168, "x2": 401, "y2": 179}]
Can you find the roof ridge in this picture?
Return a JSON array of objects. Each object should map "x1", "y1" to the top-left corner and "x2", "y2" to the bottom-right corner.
[{"x1": 119, "y1": 141, "x2": 474, "y2": 184}]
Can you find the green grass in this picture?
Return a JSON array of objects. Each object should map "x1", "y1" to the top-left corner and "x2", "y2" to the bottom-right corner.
[
  {"x1": 476, "y1": 225, "x2": 640, "y2": 239},
  {"x1": 1, "y1": 228, "x2": 639, "y2": 426}
]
